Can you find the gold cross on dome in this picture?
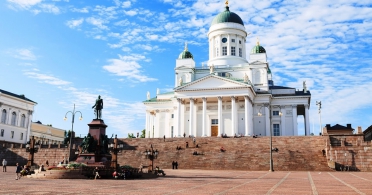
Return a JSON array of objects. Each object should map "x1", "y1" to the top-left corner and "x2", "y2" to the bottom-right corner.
[{"x1": 225, "y1": 1, "x2": 229, "y2": 6}]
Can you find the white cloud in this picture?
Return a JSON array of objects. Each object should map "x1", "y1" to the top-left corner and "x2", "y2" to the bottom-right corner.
[
  {"x1": 71, "y1": 7, "x2": 89, "y2": 13},
  {"x1": 24, "y1": 71, "x2": 71, "y2": 86},
  {"x1": 7, "y1": 0, "x2": 42, "y2": 9},
  {"x1": 39, "y1": 4, "x2": 60, "y2": 14},
  {"x1": 102, "y1": 54, "x2": 157, "y2": 82},
  {"x1": 86, "y1": 17, "x2": 108, "y2": 30},
  {"x1": 122, "y1": 1, "x2": 131, "y2": 8},
  {"x1": 124, "y1": 10, "x2": 137, "y2": 16},
  {"x1": 66, "y1": 18, "x2": 84, "y2": 29},
  {"x1": 12, "y1": 49, "x2": 37, "y2": 60}
]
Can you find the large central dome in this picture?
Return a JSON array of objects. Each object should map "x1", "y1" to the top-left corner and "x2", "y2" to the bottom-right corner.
[{"x1": 211, "y1": 6, "x2": 244, "y2": 26}]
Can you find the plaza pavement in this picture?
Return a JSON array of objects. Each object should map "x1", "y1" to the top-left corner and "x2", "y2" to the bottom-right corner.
[{"x1": 1, "y1": 167, "x2": 371, "y2": 195}]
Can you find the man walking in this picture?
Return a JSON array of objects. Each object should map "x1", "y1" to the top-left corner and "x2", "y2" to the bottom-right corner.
[
  {"x1": 15, "y1": 163, "x2": 22, "y2": 180},
  {"x1": 2, "y1": 159, "x2": 7, "y2": 172},
  {"x1": 94, "y1": 167, "x2": 100, "y2": 180}
]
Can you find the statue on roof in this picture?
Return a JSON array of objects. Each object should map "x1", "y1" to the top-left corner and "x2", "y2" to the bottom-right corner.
[
  {"x1": 244, "y1": 73, "x2": 248, "y2": 82},
  {"x1": 179, "y1": 77, "x2": 183, "y2": 86},
  {"x1": 209, "y1": 64, "x2": 214, "y2": 74},
  {"x1": 92, "y1": 95, "x2": 103, "y2": 119},
  {"x1": 147, "y1": 91, "x2": 150, "y2": 100},
  {"x1": 303, "y1": 81, "x2": 307, "y2": 92}
]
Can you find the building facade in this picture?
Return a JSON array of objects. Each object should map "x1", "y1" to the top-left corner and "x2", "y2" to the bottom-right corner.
[
  {"x1": 30, "y1": 121, "x2": 65, "y2": 145},
  {"x1": 0, "y1": 89, "x2": 36, "y2": 144},
  {"x1": 144, "y1": 3, "x2": 311, "y2": 138}
]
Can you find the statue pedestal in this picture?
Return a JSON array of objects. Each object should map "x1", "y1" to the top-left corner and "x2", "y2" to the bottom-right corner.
[{"x1": 88, "y1": 119, "x2": 107, "y2": 143}]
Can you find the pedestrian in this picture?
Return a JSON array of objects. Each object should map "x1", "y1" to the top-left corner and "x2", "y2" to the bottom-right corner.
[
  {"x1": 46, "y1": 160, "x2": 49, "y2": 167},
  {"x1": 2, "y1": 159, "x2": 7, "y2": 172},
  {"x1": 183, "y1": 132, "x2": 186, "y2": 138},
  {"x1": 163, "y1": 135, "x2": 165, "y2": 142},
  {"x1": 175, "y1": 161, "x2": 178, "y2": 169},
  {"x1": 172, "y1": 161, "x2": 175, "y2": 169},
  {"x1": 15, "y1": 163, "x2": 22, "y2": 180},
  {"x1": 186, "y1": 142, "x2": 189, "y2": 148},
  {"x1": 193, "y1": 137, "x2": 196, "y2": 145},
  {"x1": 94, "y1": 167, "x2": 100, "y2": 180}
]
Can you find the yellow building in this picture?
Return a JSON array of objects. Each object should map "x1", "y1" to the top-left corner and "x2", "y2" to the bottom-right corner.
[{"x1": 30, "y1": 121, "x2": 65, "y2": 144}]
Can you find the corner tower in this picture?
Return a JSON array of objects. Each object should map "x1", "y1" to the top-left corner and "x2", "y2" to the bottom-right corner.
[
  {"x1": 175, "y1": 42, "x2": 195, "y2": 87},
  {"x1": 207, "y1": 1, "x2": 248, "y2": 67}
]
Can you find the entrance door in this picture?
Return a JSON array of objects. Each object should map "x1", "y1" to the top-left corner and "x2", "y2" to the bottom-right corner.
[{"x1": 211, "y1": 126, "x2": 218, "y2": 137}]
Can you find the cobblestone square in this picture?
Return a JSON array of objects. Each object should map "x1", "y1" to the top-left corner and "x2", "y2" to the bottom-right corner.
[{"x1": 1, "y1": 167, "x2": 371, "y2": 195}]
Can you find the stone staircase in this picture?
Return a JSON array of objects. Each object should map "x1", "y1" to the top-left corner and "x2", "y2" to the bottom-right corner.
[{"x1": 117, "y1": 136, "x2": 332, "y2": 171}]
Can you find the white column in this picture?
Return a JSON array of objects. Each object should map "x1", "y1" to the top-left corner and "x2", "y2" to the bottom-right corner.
[
  {"x1": 145, "y1": 111, "x2": 149, "y2": 136},
  {"x1": 227, "y1": 34, "x2": 231, "y2": 55},
  {"x1": 231, "y1": 96, "x2": 236, "y2": 136},
  {"x1": 244, "y1": 96, "x2": 249, "y2": 136},
  {"x1": 149, "y1": 113, "x2": 153, "y2": 138},
  {"x1": 165, "y1": 112, "x2": 170, "y2": 138},
  {"x1": 218, "y1": 96, "x2": 223, "y2": 136},
  {"x1": 26, "y1": 110, "x2": 33, "y2": 143},
  {"x1": 202, "y1": 97, "x2": 207, "y2": 137},
  {"x1": 155, "y1": 112, "x2": 160, "y2": 138},
  {"x1": 248, "y1": 103, "x2": 253, "y2": 136},
  {"x1": 189, "y1": 98, "x2": 194, "y2": 137},
  {"x1": 305, "y1": 104, "x2": 310, "y2": 136},
  {"x1": 218, "y1": 35, "x2": 222, "y2": 57},
  {"x1": 265, "y1": 106, "x2": 270, "y2": 136},
  {"x1": 176, "y1": 98, "x2": 182, "y2": 137},
  {"x1": 280, "y1": 106, "x2": 286, "y2": 136},
  {"x1": 292, "y1": 105, "x2": 298, "y2": 136}
]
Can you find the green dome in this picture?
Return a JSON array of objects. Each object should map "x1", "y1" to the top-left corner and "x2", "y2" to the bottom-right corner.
[
  {"x1": 211, "y1": 6, "x2": 244, "y2": 26},
  {"x1": 178, "y1": 42, "x2": 193, "y2": 59},
  {"x1": 251, "y1": 42, "x2": 266, "y2": 54}
]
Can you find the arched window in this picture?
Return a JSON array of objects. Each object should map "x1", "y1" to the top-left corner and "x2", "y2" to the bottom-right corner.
[
  {"x1": 254, "y1": 70, "x2": 261, "y2": 84},
  {"x1": 11, "y1": 112, "x2": 17, "y2": 126},
  {"x1": 1, "y1": 109, "x2": 6, "y2": 124},
  {"x1": 20, "y1": 114, "x2": 26, "y2": 127}
]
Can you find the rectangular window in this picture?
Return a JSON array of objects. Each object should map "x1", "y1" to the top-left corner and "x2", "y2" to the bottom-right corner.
[
  {"x1": 273, "y1": 124, "x2": 280, "y2": 136},
  {"x1": 239, "y1": 40, "x2": 242, "y2": 44},
  {"x1": 171, "y1": 126, "x2": 174, "y2": 138},
  {"x1": 216, "y1": 48, "x2": 219, "y2": 56},
  {"x1": 20, "y1": 133, "x2": 23, "y2": 140},
  {"x1": 0, "y1": 129, "x2": 4, "y2": 137},
  {"x1": 11, "y1": 131, "x2": 14, "y2": 139},
  {"x1": 171, "y1": 114, "x2": 174, "y2": 118},
  {"x1": 239, "y1": 48, "x2": 242, "y2": 57},
  {"x1": 231, "y1": 47, "x2": 236, "y2": 56},
  {"x1": 211, "y1": 119, "x2": 218, "y2": 124},
  {"x1": 222, "y1": 46, "x2": 227, "y2": 56},
  {"x1": 273, "y1": 111, "x2": 279, "y2": 116},
  {"x1": 232, "y1": 39, "x2": 235, "y2": 43}
]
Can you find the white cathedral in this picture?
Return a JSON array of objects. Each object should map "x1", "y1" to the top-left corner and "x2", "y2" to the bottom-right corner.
[{"x1": 144, "y1": 2, "x2": 311, "y2": 138}]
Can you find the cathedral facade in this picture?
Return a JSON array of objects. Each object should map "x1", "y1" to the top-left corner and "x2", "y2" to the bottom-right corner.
[{"x1": 144, "y1": 3, "x2": 311, "y2": 138}]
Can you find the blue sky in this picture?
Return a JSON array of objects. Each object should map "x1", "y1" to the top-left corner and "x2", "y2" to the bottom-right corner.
[{"x1": 1, "y1": 0, "x2": 372, "y2": 138}]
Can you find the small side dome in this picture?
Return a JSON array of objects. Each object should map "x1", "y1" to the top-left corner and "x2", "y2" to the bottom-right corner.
[
  {"x1": 251, "y1": 39, "x2": 266, "y2": 54},
  {"x1": 178, "y1": 42, "x2": 193, "y2": 59},
  {"x1": 211, "y1": 5, "x2": 244, "y2": 26}
]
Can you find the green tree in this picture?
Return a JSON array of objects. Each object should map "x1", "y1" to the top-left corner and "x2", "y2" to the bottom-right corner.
[
  {"x1": 140, "y1": 129, "x2": 146, "y2": 138},
  {"x1": 64, "y1": 130, "x2": 71, "y2": 144},
  {"x1": 127, "y1": 133, "x2": 135, "y2": 138}
]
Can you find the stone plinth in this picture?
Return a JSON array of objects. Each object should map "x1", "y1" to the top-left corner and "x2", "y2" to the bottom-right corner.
[{"x1": 87, "y1": 119, "x2": 107, "y2": 143}]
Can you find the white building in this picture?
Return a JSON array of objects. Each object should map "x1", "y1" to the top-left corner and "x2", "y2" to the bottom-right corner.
[
  {"x1": 144, "y1": 3, "x2": 311, "y2": 138},
  {"x1": 0, "y1": 89, "x2": 36, "y2": 144}
]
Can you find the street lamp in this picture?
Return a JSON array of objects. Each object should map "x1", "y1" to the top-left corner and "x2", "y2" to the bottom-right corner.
[
  {"x1": 64, "y1": 104, "x2": 83, "y2": 163},
  {"x1": 26, "y1": 136, "x2": 39, "y2": 167},
  {"x1": 316, "y1": 101, "x2": 322, "y2": 135},
  {"x1": 108, "y1": 134, "x2": 124, "y2": 170},
  {"x1": 144, "y1": 144, "x2": 158, "y2": 172},
  {"x1": 258, "y1": 103, "x2": 274, "y2": 172}
]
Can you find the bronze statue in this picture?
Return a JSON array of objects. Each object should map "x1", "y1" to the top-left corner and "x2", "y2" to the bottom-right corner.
[{"x1": 92, "y1": 95, "x2": 103, "y2": 119}]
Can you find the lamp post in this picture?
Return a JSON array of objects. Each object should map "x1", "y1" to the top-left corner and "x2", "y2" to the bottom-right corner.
[
  {"x1": 316, "y1": 101, "x2": 322, "y2": 135},
  {"x1": 26, "y1": 136, "x2": 39, "y2": 167},
  {"x1": 258, "y1": 103, "x2": 275, "y2": 172},
  {"x1": 108, "y1": 134, "x2": 124, "y2": 170},
  {"x1": 64, "y1": 104, "x2": 83, "y2": 163},
  {"x1": 144, "y1": 144, "x2": 158, "y2": 172}
]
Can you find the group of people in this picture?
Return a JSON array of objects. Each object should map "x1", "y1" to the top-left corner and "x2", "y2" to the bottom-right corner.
[
  {"x1": 171, "y1": 161, "x2": 179, "y2": 169},
  {"x1": 15, "y1": 163, "x2": 30, "y2": 180}
]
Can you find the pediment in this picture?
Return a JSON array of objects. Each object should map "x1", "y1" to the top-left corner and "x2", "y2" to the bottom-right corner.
[
  {"x1": 249, "y1": 60, "x2": 267, "y2": 65},
  {"x1": 175, "y1": 75, "x2": 250, "y2": 91}
]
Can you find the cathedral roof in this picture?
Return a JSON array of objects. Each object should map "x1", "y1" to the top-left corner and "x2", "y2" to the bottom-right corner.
[
  {"x1": 211, "y1": 6, "x2": 244, "y2": 26},
  {"x1": 178, "y1": 42, "x2": 193, "y2": 59},
  {"x1": 251, "y1": 40, "x2": 266, "y2": 54}
]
